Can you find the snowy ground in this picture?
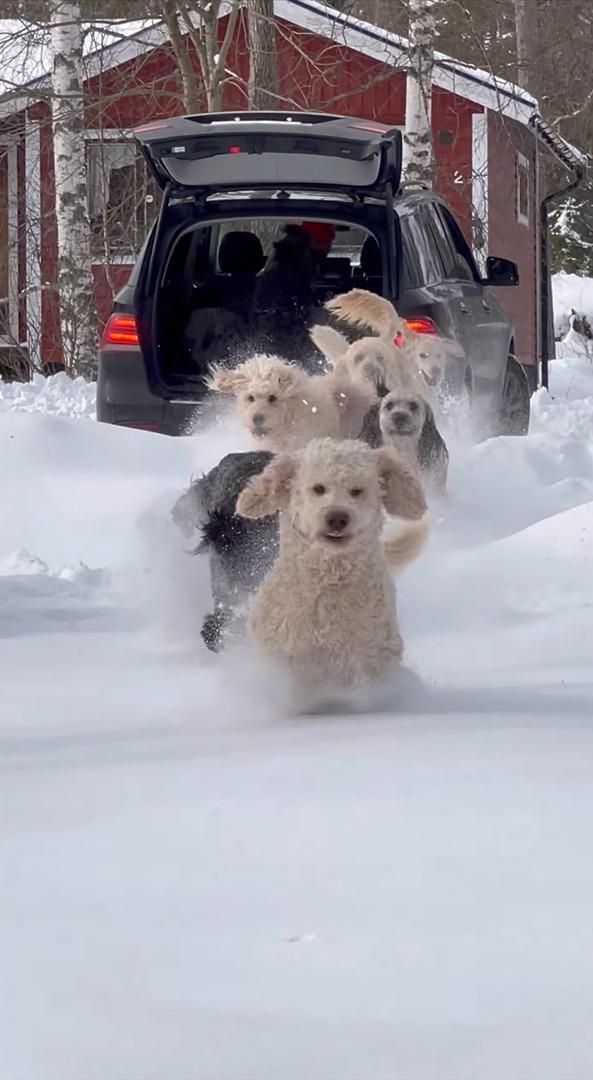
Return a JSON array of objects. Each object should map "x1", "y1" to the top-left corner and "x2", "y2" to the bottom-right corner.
[{"x1": 2, "y1": 352, "x2": 593, "y2": 1080}]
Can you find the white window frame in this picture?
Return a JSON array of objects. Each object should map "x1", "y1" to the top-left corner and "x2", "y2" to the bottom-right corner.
[
  {"x1": 85, "y1": 129, "x2": 139, "y2": 265},
  {"x1": 517, "y1": 152, "x2": 530, "y2": 227},
  {"x1": 0, "y1": 136, "x2": 20, "y2": 346}
]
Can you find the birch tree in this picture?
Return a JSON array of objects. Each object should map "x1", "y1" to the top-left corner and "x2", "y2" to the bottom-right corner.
[
  {"x1": 402, "y1": 0, "x2": 437, "y2": 187},
  {"x1": 50, "y1": 0, "x2": 97, "y2": 376}
]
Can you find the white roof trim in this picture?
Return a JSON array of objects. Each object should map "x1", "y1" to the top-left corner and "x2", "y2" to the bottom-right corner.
[
  {"x1": 0, "y1": 0, "x2": 538, "y2": 125},
  {"x1": 0, "y1": 21, "x2": 167, "y2": 120}
]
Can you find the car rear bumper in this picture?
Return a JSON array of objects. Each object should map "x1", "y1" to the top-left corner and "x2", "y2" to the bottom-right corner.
[{"x1": 97, "y1": 350, "x2": 202, "y2": 436}]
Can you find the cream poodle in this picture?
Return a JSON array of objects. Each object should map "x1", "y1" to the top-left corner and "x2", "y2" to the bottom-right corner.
[
  {"x1": 379, "y1": 391, "x2": 449, "y2": 498},
  {"x1": 236, "y1": 437, "x2": 429, "y2": 691},
  {"x1": 206, "y1": 354, "x2": 374, "y2": 452},
  {"x1": 313, "y1": 288, "x2": 444, "y2": 400}
]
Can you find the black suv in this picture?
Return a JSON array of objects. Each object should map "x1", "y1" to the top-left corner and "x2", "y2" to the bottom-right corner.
[{"x1": 97, "y1": 110, "x2": 529, "y2": 437}]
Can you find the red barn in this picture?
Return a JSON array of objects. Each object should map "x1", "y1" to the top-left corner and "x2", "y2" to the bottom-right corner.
[{"x1": 0, "y1": 0, "x2": 585, "y2": 386}]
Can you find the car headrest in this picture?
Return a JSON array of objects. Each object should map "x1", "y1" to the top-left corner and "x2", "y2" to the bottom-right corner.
[
  {"x1": 218, "y1": 231, "x2": 265, "y2": 275},
  {"x1": 360, "y1": 235, "x2": 382, "y2": 276},
  {"x1": 318, "y1": 257, "x2": 352, "y2": 281}
]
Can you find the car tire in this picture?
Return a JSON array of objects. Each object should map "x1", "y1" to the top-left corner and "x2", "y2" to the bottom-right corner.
[{"x1": 499, "y1": 355, "x2": 530, "y2": 436}]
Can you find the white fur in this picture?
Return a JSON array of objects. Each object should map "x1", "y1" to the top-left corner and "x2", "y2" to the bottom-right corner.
[
  {"x1": 319, "y1": 289, "x2": 445, "y2": 404},
  {"x1": 379, "y1": 391, "x2": 449, "y2": 498},
  {"x1": 236, "y1": 438, "x2": 428, "y2": 691},
  {"x1": 207, "y1": 354, "x2": 374, "y2": 451}
]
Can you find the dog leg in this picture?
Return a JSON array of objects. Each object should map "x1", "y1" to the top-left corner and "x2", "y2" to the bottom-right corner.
[{"x1": 201, "y1": 605, "x2": 233, "y2": 652}]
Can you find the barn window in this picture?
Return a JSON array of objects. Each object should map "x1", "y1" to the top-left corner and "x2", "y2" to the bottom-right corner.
[
  {"x1": 86, "y1": 138, "x2": 159, "y2": 258},
  {"x1": 516, "y1": 152, "x2": 530, "y2": 226}
]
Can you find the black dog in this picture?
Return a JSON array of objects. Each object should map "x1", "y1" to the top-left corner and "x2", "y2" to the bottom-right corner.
[{"x1": 172, "y1": 451, "x2": 278, "y2": 652}]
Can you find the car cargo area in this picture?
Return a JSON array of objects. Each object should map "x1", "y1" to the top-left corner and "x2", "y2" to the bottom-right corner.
[{"x1": 153, "y1": 213, "x2": 385, "y2": 384}]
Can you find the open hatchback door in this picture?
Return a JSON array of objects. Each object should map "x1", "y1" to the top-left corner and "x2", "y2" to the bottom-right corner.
[
  {"x1": 132, "y1": 111, "x2": 402, "y2": 402},
  {"x1": 133, "y1": 111, "x2": 402, "y2": 196}
]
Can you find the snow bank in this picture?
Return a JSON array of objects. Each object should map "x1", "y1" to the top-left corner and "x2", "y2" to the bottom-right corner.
[{"x1": 0, "y1": 371, "x2": 96, "y2": 418}]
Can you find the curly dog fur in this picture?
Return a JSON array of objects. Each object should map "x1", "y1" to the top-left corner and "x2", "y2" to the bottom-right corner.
[
  {"x1": 318, "y1": 289, "x2": 444, "y2": 400},
  {"x1": 236, "y1": 437, "x2": 428, "y2": 690},
  {"x1": 206, "y1": 353, "x2": 375, "y2": 452}
]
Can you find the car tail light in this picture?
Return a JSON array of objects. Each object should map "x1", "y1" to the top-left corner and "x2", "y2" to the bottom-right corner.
[
  {"x1": 101, "y1": 314, "x2": 140, "y2": 348},
  {"x1": 403, "y1": 316, "x2": 439, "y2": 335}
]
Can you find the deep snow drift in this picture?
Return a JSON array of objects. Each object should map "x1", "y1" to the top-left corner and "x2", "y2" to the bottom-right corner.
[{"x1": 2, "y1": 351, "x2": 593, "y2": 1080}]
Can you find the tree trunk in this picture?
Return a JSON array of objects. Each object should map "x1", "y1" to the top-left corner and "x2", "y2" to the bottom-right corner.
[
  {"x1": 173, "y1": 0, "x2": 241, "y2": 112},
  {"x1": 50, "y1": 0, "x2": 97, "y2": 377},
  {"x1": 514, "y1": 0, "x2": 539, "y2": 98},
  {"x1": 159, "y1": 0, "x2": 200, "y2": 113},
  {"x1": 247, "y1": 0, "x2": 278, "y2": 110},
  {"x1": 402, "y1": 0, "x2": 436, "y2": 188}
]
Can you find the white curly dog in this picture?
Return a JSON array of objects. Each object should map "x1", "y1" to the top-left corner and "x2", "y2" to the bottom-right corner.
[
  {"x1": 206, "y1": 354, "x2": 375, "y2": 452},
  {"x1": 311, "y1": 288, "x2": 444, "y2": 401},
  {"x1": 236, "y1": 437, "x2": 429, "y2": 692}
]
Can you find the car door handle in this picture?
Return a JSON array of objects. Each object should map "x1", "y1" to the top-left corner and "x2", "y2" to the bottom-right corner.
[{"x1": 459, "y1": 302, "x2": 470, "y2": 315}]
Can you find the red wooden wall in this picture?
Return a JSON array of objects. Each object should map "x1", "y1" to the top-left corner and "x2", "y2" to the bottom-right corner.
[
  {"x1": 24, "y1": 11, "x2": 533, "y2": 367},
  {"x1": 83, "y1": 11, "x2": 481, "y2": 237}
]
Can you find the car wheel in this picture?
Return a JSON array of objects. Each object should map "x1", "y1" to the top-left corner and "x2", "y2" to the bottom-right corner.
[{"x1": 500, "y1": 356, "x2": 530, "y2": 436}]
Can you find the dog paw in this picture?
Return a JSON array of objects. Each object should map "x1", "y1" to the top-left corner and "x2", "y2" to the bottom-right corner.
[{"x1": 201, "y1": 611, "x2": 229, "y2": 653}]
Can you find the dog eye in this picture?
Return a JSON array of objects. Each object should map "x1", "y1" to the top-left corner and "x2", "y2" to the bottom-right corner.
[
  {"x1": 247, "y1": 394, "x2": 255, "y2": 403},
  {"x1": 312, "y1": 484, "x2": 326, "y2": 495},
  {"x1": 384, "y1": 401, "x2": 393, "y2": 412},
  {"x1": 409, "y1": 401, "x2": 418, "y2": 411},
  {"x1": 268, "y1": 394, "x2": 277, "y2": 404},
  {"x1": 350, "y1": 487, "x2": 363, "y2": 498}
]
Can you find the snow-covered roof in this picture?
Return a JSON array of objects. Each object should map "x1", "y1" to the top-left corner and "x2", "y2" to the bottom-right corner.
[
  {"x1": 530, "y1": 113, "x2": 588, "y2": 176},
  {"x1": 0, "y1": 18, "x2": 164, "y2": 102},
  {"x1": 283, "y1": 0, "x2": 538, "y2": 123},
  {"x1": 0, "y1": 1, "x2": 538, "y2": 123},
  {"x1": 0, "y1": 0, "x2": 583, "y2": 179}
]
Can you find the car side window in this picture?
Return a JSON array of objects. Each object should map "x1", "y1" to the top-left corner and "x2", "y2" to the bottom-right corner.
[
  {"x1": 400, "y1": 211, "x2": 444, "y2": 288},
  {"x1": 424, "y1": 205, "x2": 458, "y2": 278},
  {"x1": 436, "y1": 206, "x2": 481, "y2": 284}
]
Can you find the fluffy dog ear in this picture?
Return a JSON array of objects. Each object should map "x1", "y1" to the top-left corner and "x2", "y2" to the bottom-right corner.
[
  {"x1": 205, "y1": 365, "x2": 246, "y2": 395},
  {"x1": 373, "y1": 446, "x2": 427, "y2": 520},
  {"x1": 236, "y1": 453, "x2": 296, "y2": 519},
  {"x1": 276, "y1": 364, "x2": 301, "y2": 393},
  {"x1": 417, "y1": 403, "x2": 440, "y2": 463}
]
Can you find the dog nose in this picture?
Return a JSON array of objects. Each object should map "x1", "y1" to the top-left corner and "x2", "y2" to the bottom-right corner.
[
  {"x1": 252, "y1": 413, "x2": 265, "y2": 428},
  {"x1": 325, "y1": 510, "x2": 350, "y2": 533},
  {"x1": 393, "y1": 411, "x2": 409, "y2": 427}
]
